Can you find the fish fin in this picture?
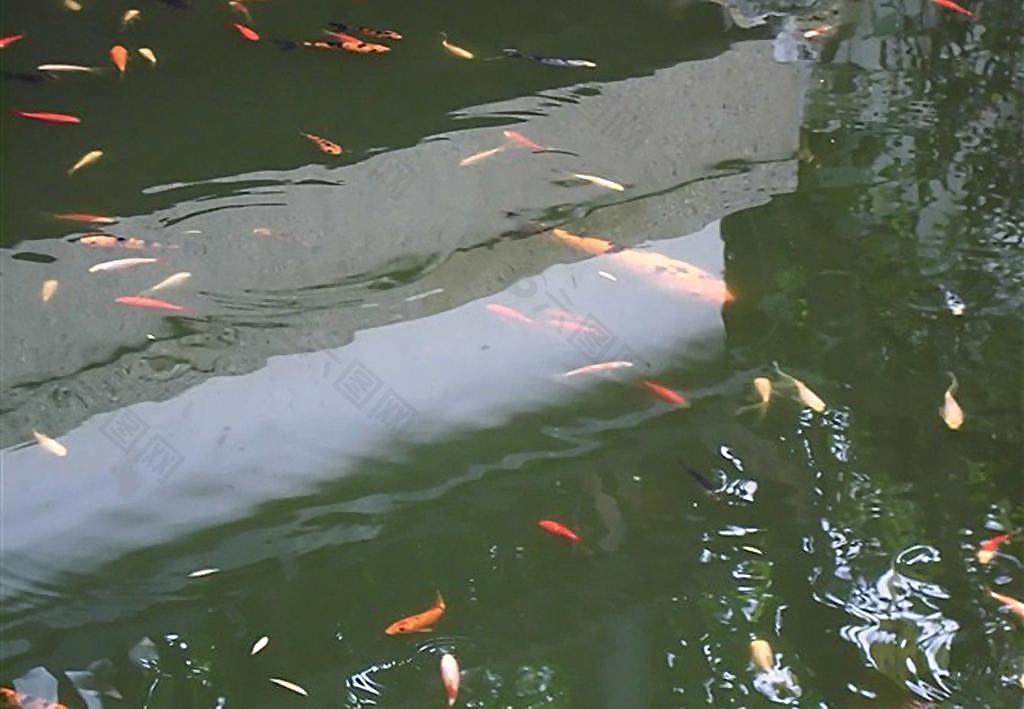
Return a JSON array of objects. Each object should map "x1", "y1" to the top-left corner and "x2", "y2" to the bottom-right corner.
[{"x1": 435, "y1": 590, "x2": 445, "y2": 610}]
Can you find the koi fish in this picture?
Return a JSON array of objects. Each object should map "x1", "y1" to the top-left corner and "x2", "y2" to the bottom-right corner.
[
  {"x1": 977, "y1": 532, "x2": 1016, "y2": 565},
  {"x1": 89, "y1": 257, "x2": 159, "y2": 272},
  {"x1": 75, "y1": 234, "x2": 146, "y2": 248},
  {"x1": 13, "y1": 111, "x2": 81, "y2": 124},
  {"x1": 187, "y1": 567, "x2": 220, "y2": 578},
  {"x1": 385, "y1": 591, "x2": 446, "y2": 634},
  {"x1": 773, "y1": 364, "x2": 826, "y2": 413},
  {"x1": 503, "y1": 48, "x2": 596, "y2": 68},
  {"x1": 486, "y1": 303, "x2": 534, "y2": 325},
  {"x1": 643, "y1": 380, "x2": 689, "y2": 407},
  {"x1": 230, "y1": 23, "x2": 260, "y2": 41},
  {"x1": 940, "y1": 372, "x2": 964, "y2": 430},
  {"x1": 144, "y1": 272, "x2": 191, "y2": 293},
  {"x1": 110, "y1": 45, "x2": 128, "y2": 75},
  {"x1": 33, "y1": 430, "x2": 67, "y2": 457},
  {"x1": 538, "y1": 519, "x2": 581, "y2": 543},
  {"x1": 64, "y1": 0, "x2": 82, "y2": 11},
  {"x1": 323, "y1": 28, "x2": 390, "y2": 53},
  {"x1": 300, "y1": 131, "x2": 343, "y2": 155},
  {"x1": 939, "y1": 284, "x2": 965, "y2": 316},
  {"x1": 37, "y1": 63, "x2": 101, "y2": 73},
  {"x1": 503, "y1": 129, "x2": 544, "y2": 151},
  {"x1": 802, "y1": 25, "x2": 833, "y2": 39},
  {"x1": 41, "y1": 279, "x2": 59, "y2": 302},
  {"x1": 441, "y1": 33, "x2": 474, "y2": 59},
  {"x1": 330, "y1": 22, "x2": 401, "y2": 41},
  {"x1": 138, "y1": 47, "x2": 157, "y2": 66},
  {"x1": 68, "y1": 149, "x2": 103, "y2": 175},
  {"x1": 116, "y1": 295, "x2": 194, "y2": 314},
  {"x1": 440, "y1": 653, "x2": 460, "y2": 707},
  {"x1": 750, "y1": 639, "x2": 775, "y2": 672},
  {"x1": 1, "y1": 687, "x2": 69, "y2": 709},
  {"x1": 931, "y1": 0, "x2": 973, "y2": 16},
  {"x1": 251, "y1": 636, "x2": 269, "y2": 655},
  {"x1": 736, "y1": 376, "x2": 773, "y2": 419},
  {"x1": 269, "y1": 678, "x2": 308, "y2": 697},
  {"x1": 54, "y1": 212, "x2": 117, "y2": 224},
  {"x1": 229, "y1": 1, "x2": 252, "y2": 24},
  {"x1": 459, "y1": 146, "x2": 505, "y2": 166},
  {"x1": 562, "y1": 361, "x2": 634, "y2": 378},
  {"x1": 121, "y1": 9, "x2": 141, "y2": 29},
  {"x1": 1, "y1": 34, "x2": 26, "y2": 50},
  {"x1": 988, "y1": 589, "x2": 1024, "y2": 620},
  {"x1": 571, "y1": 173, "x2": 625, "y2": 191}
]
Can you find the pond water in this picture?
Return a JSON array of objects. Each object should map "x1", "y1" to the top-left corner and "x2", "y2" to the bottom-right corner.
[{"x1": 1, "y1": 0, "x2": 1021, "y2": 706}]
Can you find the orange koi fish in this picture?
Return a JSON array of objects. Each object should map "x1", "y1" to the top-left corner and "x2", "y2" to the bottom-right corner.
[
  {"x1": 230, "y1": 22, "x2": 260, "y2": 41},
  {"x1": 978, "y1": 532, "x2": 1016, "y2": 565},
  {"x1": 300, "y1": 131, "x2": 342, "y2": 155},
  {"x1": 440, "y1": 653, "x2": 460, "y2": 707},
  {"x1": 329, "y1": 22, "x2": 401, "y2": 41},
  {"x1": 0, "y1": 34, "x2": 26, "y2": 50},
  {"x1": 322, "y1": 29, "x2": 389, "y2": 53},
  {"x1": 643, "y1": 380, "x2": 689, "y2": 407},
  {"x1": 931, "y1": 0, "x2": 973, "y2": 16},
  {"x1": 54, "y1": 212, "x2": 117, "y2": 224},
  {"x1": 13, "y1": 111, "x2": 80, "y2": 124},
  {"x1": 228, "y1": 1, "x2": 252, "y2": 23},
  {"x1": 116, "y1": 295, "x2": 194, "y2": 314},
  {"x1": 988, "y1": 589, "x2": 1024, "y2": 620},
  {"x1": 385, "y1": 591, "x2": 446, "y2": 634},
  {"x1": 486, "y1": 303, "x2": 534, "y2": 325},
  {"x1": 503, "y1": 129, "x2": 544, "y2": 151},
  {"x1": 110, "y1": 45, "x2": 129, "y2": 75},
  {"x1": 538, "y1": 519, "x2": 581, "y2": 543}
]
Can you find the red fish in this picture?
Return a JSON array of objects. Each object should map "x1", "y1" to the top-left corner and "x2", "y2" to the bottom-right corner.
[
  {"x1": 13, "y1": 111, "x2": 81, "y2": 124},
  {"x1": 504, "y1": 129, "x2": 544, "y2": 151},
  {"x1": 54, "y1": 212, "x2": 117, "y2": 224},
  {"x1": 931, "y1": 0, "x2": 973, "y2": 16},
  {"x1": 538, "y1": 519, "x2": 581, "y2": 543},
  {"x1": 300, "y1": 131, "x2": 343, "y2": 155},
  {"x1": 385, "y1": 592, "x2": 446, "y2": 635},
  {"x1": 642, "y1": 380, "x2": 689, "y2": 407},
  {"x1": 486, "y1": 303, "x2": 534, "y2": 325},
  {"x1": 230, "y1": 22, "x2": 260, "y2": 41},
  {"x1": 0, "y1": 34, "x2": 26, "y2": 50},
  {"x1": 116, "y1": 296, "x2": 194, "y2": 314},
  {"x1": 982, "y1": 532, "x2": 1016, "y2": 552}
]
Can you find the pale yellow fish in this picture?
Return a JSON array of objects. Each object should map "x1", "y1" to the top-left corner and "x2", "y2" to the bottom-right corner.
[
  {"x1": 68, "y1": 149, "x2": 104, "y2": 175},
  {"x1": 774, "y1": 364, "x2": 826, "y2": 413},
  {"x1": 988, "y1": 589, "x2": 1024, "y2": 620},
  {"x1": 940, "y1": 372, "x2": 964, "y2": 430},
  {"x1": 138, "y1": 47, "x2": 157, "y2": 66},
  {"x1": 459, "y1": 145, "x2": 504, "y2": 166},
  {"x1": 187, "y1": 567, "x2": 220, "y2": 578},
  {"x1": 561, "y1": 361, "x2": 634, "y2": 378},
  {"x1": 33, "y1": 430, "x2": 67, "y2": 457},
  {"x1": 89, "y1": 257, "x2": 159, "y2": 273},
  {"x1": 976, "y1": 548, "x2": 995, "y2": 565},
  {"x1": 121, "y1": 9, "x2": 141, "y2": 29},
  {"x1": 571, "y1": 173, "x2": 625, "y2": 192},
  {"x1": 41, "y1": 279, "x2": 59, "y2": 302},
  {"x1": 250, "y1": 636, "x2": 269, "y2": 655},
  {"x1": 749, "y1": 639, "x2": 774, "y2": 672},
  {"x1": 38, "y1": 63, "x2": 101, "y2": 73},
  {"x1": 64, "y1": 0, "x2": 82, "y2": 11},
  {"x1": 269, "y1": 678, "x2": 308, "y2": 697},
  {"x1": 144, "y1": 271, "x2": 191, "y2": 293},
  {"x1": 753, "y1": 377, "x2": 772, "y2": 404},
  {"x1": 441, "y1": 33, "x2": 474, "y2": 59}
]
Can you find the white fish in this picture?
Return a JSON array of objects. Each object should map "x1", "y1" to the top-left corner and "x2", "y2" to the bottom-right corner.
[
  {"x1": 459, "y1": 146, "x2": 504, "y2": 166},
  {"x1": 144, "y1": 271, "x2": 191, "y2": 293},
  {"x1": 597, "y1": 270, "x2": 617, "y2": 282},
  {"x1": 269, "y1": 678, "x2": 308, "y2": 697},
  {"x1": 121, "y1": 9, "x2": 141, "y2": 29},
  {"x1": 571, "y1": 173, "x2": 625, "y2": 191},
  {"x1": 440, "y1": 653, "x2": 460, "y2": 707},
  {"x1": 441, "y1": 33, "x2": 474, "y2": 59},
  {"x1": 250, "y1": 636, "x2": 269, "y2": 655},
  {"x1": 749, "y1": 639, "x2": 774, "y2": 672},
  {"x1": 561, "y1": 361, "x2": 634, "y2": 378},
  {"x1": 33, "y1": 430, "x2": 67, "y2": 457},
  {"x1": 773, "y1": 364, "x2": 826, "y2": 413},
  {"x1": 37, "y1": 63, "x2": 101, "y2": 73},
  {"x1": 89, "y1": 257, "x2": 159, "y2": 273},
  {"x1": 41, "y1": 279, "x2": 59, "y2": 302},
  {"x1": 187, "y1": 567, "x2": 220, "y2": 578},
  {"x1": 138, "y1": 47, "x2": 157, "y2": 66},
  {"x1": 68, "y1": 149, "x2": 104, "y2": 175}
]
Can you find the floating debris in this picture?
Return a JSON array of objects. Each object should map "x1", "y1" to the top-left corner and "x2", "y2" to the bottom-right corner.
[
  {"x1": 138, "y1": 48, "x2": 157, "y2": 66},
  {"x1": 642, "y1": 380, "x2": 689, "y2": 407},
  {"x1": 561, "y1": 361, "x2": 633, "y2": 378},
  {"x1": 89, "y1": 257, "x2": 159, "y2": 273},
  {"x1": 441, "y1": 33, "x2": 474, "y2": 59},
  {"x1": 940, "y1": 372, "x2": 964, "y2": 430},
  {"x1": 33, "y1": 430, "x2": 67, "y2": 457},
  {"x1": 750, "y1": 639, "x2": 775, "y2": 672}
]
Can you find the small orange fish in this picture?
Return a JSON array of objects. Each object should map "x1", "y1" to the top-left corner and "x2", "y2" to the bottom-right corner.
[
  {"x1": 931, "y1": 0, "x2": 973, "y2": 16},
  {"x1": 230, "y1": 22, "x2": 260, "y2": 41},
  {"x1": 228, "y1": 1, "x2": 252, "y2": 23},
  {"x1": 54, "y1": 212, "x2": 117, "y2": 224},
  {"x1": 385, "y1": 592, "x2": 446, "y2": 635},
  {"x1": 75, "y1": 234, "x2": 147, "y2": 249},
  {"x1": 300, "y1": 131, "x2": 343, "y2": 155},
  {"x1": 110, "y1": 45, "x2": 128, "y2": 75},
  {"x1": 503, "y1": 129, "x2": 544, "y2": 151},
  {"x1": 538, "y1": 519, "x2": 581, "y2": 543},
  {"x1": 988, "y1": 589, "x2": 1024, "y2": 620},
  {"x1": 486, "y1": 303, "x2": 534, "y2": 325},
  {"x1": 642, "y1": 380, "x2": 689, "y2": 407},
  {"x1": 14, "y1": 111, "x2": 81, "y2": 124}
]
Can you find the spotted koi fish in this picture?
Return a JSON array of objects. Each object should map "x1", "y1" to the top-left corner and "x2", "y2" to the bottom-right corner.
[
  {"x1": 300, "y1": 131, "x2": 343, "y2": 155},
  {"x1": 322, "y1": 27, "x2": 390, "y2": 53},
  {"x1": 329, "y1": 22, "x2": 401, "y2": 41}
]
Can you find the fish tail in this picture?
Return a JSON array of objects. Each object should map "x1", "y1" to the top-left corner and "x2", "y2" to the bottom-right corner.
[
  {"x1": 435, "y1": 590, "x2": 445, "y2": 609},
  {"x1": 947, "y1": 371, "x2": 959, "y2": 395}
]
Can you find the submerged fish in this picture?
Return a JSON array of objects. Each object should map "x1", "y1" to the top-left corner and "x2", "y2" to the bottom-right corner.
[
  {"x1": 503, "y1": 48, "x2": 596, "y2": 68},
  {"x1": 300, "y1": 131, "x2": 343, "y2": 155},
  {"x1": 940, "y1": 372, "x2": 964, "y2": 430},
  {"x1": 682, "y1": 461, "x2": 721, "y2": 499},
  {"x1": 538, "y1": 519, "x2": 581, "y2": 543},
  {"x1": 0, "y1": 34, "x2": 26, "y2": 50},
  {"x1": 3, "y1": 70, "x2": 56, "y2": 84},
  {"x1": 269, "y1": 678, "x2": 308, "y2": 697},
  {"x1": 571, "y1": 173, "x2": 625, "y2": 191},
  {"x1": 110, "y1": 45, "x2": 129, "y2": 75},
  {"x1": 75, "y1": 234, "x2": 146, "y2": 249},
  {"x1": 485, "y1": 303, "x2": 534, "y2": 325},
  {"x1": 773, "y1": 364, "x2": 826, "y2": 413},
  {"x1": 138, "y1": 48, "x2": 157, "y2": 66},
  {"x1": 643, "y1": 380, "x2": 689, "y2": 407},
  {"x1": 121, "y1": 9, "x2": 141, "y2": 29},
  {"x1": 116, "y1": 295, "x2": 194, "y2": 314},
  {"x1": 750, "y1": 639, "x2": 775, "y2": 672},
  {"x1": 54, "y1": 212, "x2": 117, "y2": 224},
  {"x1": 64, "y1": 0, "x2": 82, "y2": 11},
  {"x1": 561, "y1": 360, "x2": 634, "y2": 378},
  {"x1": 331, "y1": 22, "x2": 402, "y2": 41},
  {"x1": 931, "y1": 0, "x2": 973, "y2": 16},
  {"x1": 459, "y1": 145, "x2": 505, "y2": 166},
  {"x1": 68, "y1": 149, "x2": 103, "y2": 175},
  {"x1": 33, "y1": 430, "x2": 67, "y2": 457},
  {"x1": 440, "y1": 653, "x2": 460, "y2": 707},
  {"x1": 386, "y1": 592, "x2": 446, "y2": 634},
  {"x1": 41, "y1": 279, "x2": 59, "y2": 302},
  {"x1": 441, "y1": 33, "x2": 474, "y2": 59},
  {"x1": 230, "y1": 23, "x2": 260, "y2": 41},
  {"x1": 144, "y1": 271, "x2": 191, "y2": 293},
  {"x1": 987, "y1": 589, "x2": 1024, "y2": 620},
  {"x1": 89, "y1": 257, "x2": 158, "y2": 272},
  {"x1": 14, "y1": 111, "x2": 81, "y2": 124},
  {"x1": 977, "y1": 531, "x2": 1015, "y2": 565}
]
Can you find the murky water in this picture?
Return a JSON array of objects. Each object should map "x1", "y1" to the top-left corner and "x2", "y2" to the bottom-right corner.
[{"x1": 1, "y1": 0, "x2": 1021, "y2": 706}]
